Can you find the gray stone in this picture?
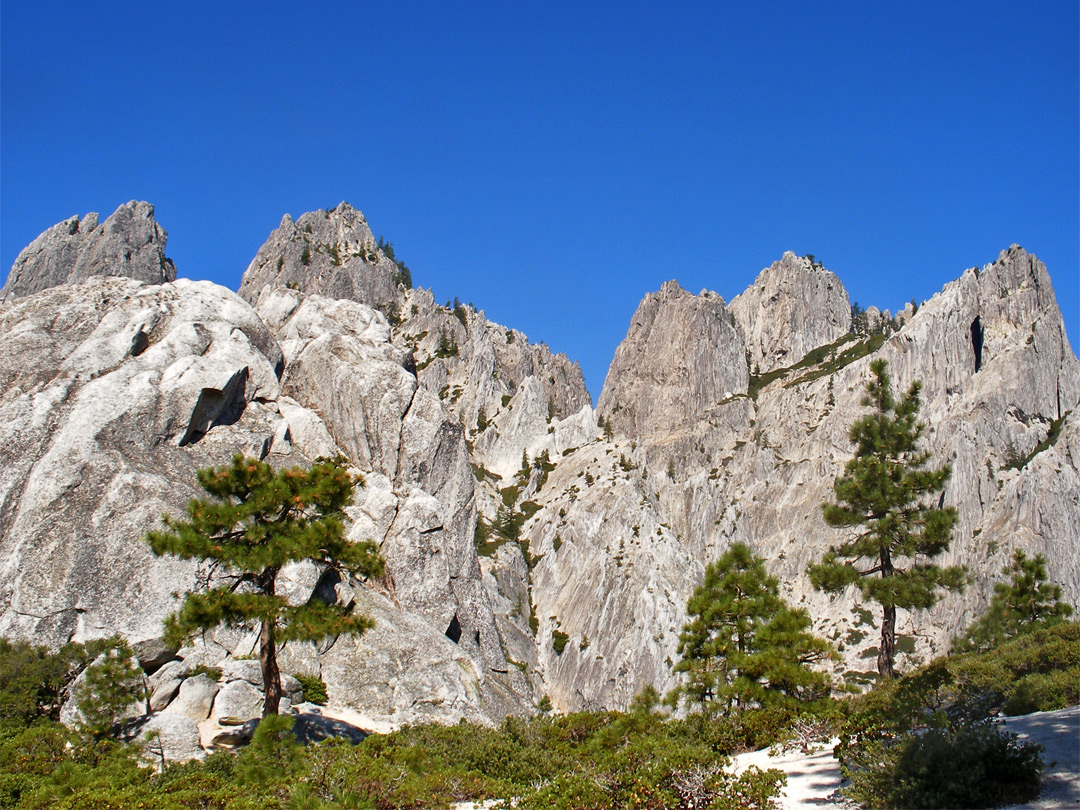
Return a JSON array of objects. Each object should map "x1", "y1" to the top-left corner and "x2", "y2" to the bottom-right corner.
[
  {"x1": 149, "y1": 677, "x2": 183, "y2": 712},
  {"x1": 212, "y1": 679, "x2": 264, "y2": 725},
  {"x1": 137, "y1": 713, "x2": 205, "y2": 764},
  {"x1": 132, "y1": 637, "x2": 180, "y2": 674},
  {"x1": 220, "y1": 658, "x2": 263, "y2": 687},
  {"x1": 238, "y1": 203, "x2": 401, "y2": 309},
  {"x1": 1, "y1": 201, "x2": 176, "y2": 302},
  {"x1": 597, "y1": 280, "x2": 748, "y2": 439},
  {"x1": 728, "y1": 251, "x2": 851, "y2": 373},
  {"x1": 163, "y1": 674, "x2": 219, "y2": 722}
]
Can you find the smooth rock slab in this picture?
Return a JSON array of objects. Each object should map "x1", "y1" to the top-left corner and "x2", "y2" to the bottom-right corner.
[
  {"x1": 212, "y1": 679, "x2": 263, "y2": 725},
  {"x1": 162, "y1": 674, "x2": 219, "y2": 722}
]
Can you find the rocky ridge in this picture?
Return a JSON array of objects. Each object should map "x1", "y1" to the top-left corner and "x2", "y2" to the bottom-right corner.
[
  {"x1": 238, "y1": 202, "x2": 403, "y2": 310},
  {"x1": 1, "y1": 202, "x2": 1077, "y2": 731},
  {"x1": 0, "y1": 200, "x2": 176, "y2": 303}
]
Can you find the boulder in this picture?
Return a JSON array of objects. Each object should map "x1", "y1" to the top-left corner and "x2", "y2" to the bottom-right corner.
[
  {"x1": 212, "y1": 679, "x2": 264, "y2": 725},
  {"x1": 137, "y1": 713, "x2": 205, "y2": 764},
  {"x1": 162, "y1": 674, "x2": 219, "y2": 722}
]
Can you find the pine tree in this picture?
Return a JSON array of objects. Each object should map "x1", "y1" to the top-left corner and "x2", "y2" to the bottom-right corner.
[
  {"x1": 146, "y1": 455, "x2": 383, "y2": 716},
  {"x1": 669, "y1": 542, "x2": 834, "y2": 714},
  {"x1": 953, "y1": 549, "x2": 1073, "y2": 653},
  {"x1": 808, "y1": 359, "x2": 966, "y2": 679}
]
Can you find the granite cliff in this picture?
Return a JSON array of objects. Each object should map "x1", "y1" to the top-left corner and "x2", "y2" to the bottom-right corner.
[{"x1": 1, "y1": 202, "x2": 1076, "y2": 743}]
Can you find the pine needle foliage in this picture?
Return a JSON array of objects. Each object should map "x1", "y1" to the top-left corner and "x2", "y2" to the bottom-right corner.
[
  {"x1": 808, "y1": 359, "x2": 965, "y2": 678},
  {"x1": 146, "y1": 455, "x2": 383, "y2": 717},
  {"x1": 670, "y1": 542, "x2": 835, "y2": 714},
  {"x1": 953, "y1": 549, "x2": 1073, "y2": 653}
]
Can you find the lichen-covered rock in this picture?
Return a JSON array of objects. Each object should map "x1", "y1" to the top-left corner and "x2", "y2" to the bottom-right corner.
[
  {"x1": 238, "y1": 202, "x2": 401, "y2": 309},
  {"x1": 729, "y1": 252, "x2": 851, "y2": 373},
  {"x1": 1, "y1": 201, "x2": 176, "y2": 302}
]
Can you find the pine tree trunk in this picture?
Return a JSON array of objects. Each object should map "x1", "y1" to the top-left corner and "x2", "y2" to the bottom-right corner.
[
  {"x1": 259, "y1": 568, "x2": 282, "y2": 716},
  {"x1": 878, "y1": 549, "x2": 896, "y2": 679},
  {"x1": 878, "y1": 604, "x2": 896, "y2": 679}
]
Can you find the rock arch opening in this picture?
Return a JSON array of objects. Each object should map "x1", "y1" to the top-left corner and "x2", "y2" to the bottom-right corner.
[
  {"x1": 445, "y1": 615, "x2": 462, "y2": 644},
  {"x1": 970, "y1": 317, "x2": 984, "y2": 372}
]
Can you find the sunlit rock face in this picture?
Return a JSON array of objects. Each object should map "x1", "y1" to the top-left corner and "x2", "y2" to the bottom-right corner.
[
  {"x1": 2, "y1": 198, "x2": 1077, "y2": 725},
  {"x1": 512, "y1": 247, "x2": 1078, "y2": 712},
  {"x1": 0, "y1": 201, "x2": 176, "y2": 303},
  {"x1": 238, "y1": 202, "x2": 401, "y2": 310},
  {"x1": 728, "y1": 251, "x2": 851, "y2": 374}
]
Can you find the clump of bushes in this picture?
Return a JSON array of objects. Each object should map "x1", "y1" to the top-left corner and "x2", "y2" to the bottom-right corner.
[{"x1": 291, "y1": 673, "x2": 328, "y2": 705}]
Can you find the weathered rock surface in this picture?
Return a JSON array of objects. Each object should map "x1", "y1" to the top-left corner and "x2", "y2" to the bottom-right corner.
[
  {"x1": 238, "y1": 202, "x2": 401, "y2": 309},
  {"x1": 3, "y1": 201, "x2": 1077, "y2": 733},
  {"x1": 597, "y1": 280, "x2": 747, "y2": 440},
  {"x1": 135, "y1": 712, "x2": 206, "y2": 764},
  {"x1": 0, "y1": 201, "x2": 176, "y2": 302},
  {"x1": 162, "y1": 674, "x2": 219, "y2": 722},
  {"x1": 212, "y1": 679, "x2": 264, "y2": 725},
  {"x1": 0, "y1": 259, "x2": 533, "y2": 728},
  {"x1": 517, "y1": 245, "x2": 1080, "y2": 711},
  {"x1": 393, "y1": 286, "x2": 593, "y2": 479},
  {"x1": 0, "y1": 276, "x2": 285, "y2": 646},
  {"x1": 729, "y1": 252, "x2": 851, "y2": 373}
]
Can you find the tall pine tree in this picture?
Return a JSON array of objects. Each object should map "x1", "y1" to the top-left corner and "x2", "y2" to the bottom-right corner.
[
  {"x1": 808, "y1": 359, "x2": 966, "y2": 679},
  {"x1": 147, "y1": 455, "x2": 384, "y2": 716},
  {"x1": 670, "y1": 542, "x2": 834, "y2": 714}
]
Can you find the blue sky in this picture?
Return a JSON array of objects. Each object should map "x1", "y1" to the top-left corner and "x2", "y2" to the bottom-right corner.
[{"x1": 3, "y1": 1, "x2": 1077, "y2": 401}]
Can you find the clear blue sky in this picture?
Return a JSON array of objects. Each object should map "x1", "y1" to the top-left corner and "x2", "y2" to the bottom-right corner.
[{"x1": 3, "y1": 1, "x2": 1077, "y2": 401}]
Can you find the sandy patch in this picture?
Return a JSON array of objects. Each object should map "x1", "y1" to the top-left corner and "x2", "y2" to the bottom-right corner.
[{"x1": 731, "y1": 705, "x2": 1079, "y2": 810}]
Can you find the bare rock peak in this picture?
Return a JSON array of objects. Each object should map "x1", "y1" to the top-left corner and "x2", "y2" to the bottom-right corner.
[
  {"x1": 238, "y1": 202, "x2": 401, "y2": 309},
  {"x1": 1, "y1": 200, "x2": 176, "y2": 303},
  {"x1": 729, "y1": 252, "x2": 851, "y2": 374}
]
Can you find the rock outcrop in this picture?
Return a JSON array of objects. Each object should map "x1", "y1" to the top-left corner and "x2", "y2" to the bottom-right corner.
[
  {"x1": 597, "y1": 280, "x2": 747, "y2": 440},
  {"x1": 515, "y1": 245, "x2": 1080, "y2": 711},
  {"x1": 0, "y1": 271, "x2": 533, "y2": 729},
  {"x1": 0, "y1": 201, "x2": 176, "y2": 302},
  {"x1": 238, "y1": 203, "x2": 402, "y2": 309},
  {"x1": 2, "y1": 200, "x2": 1077, "y2": 729},
  {"x1": 728, "y1": 252, "x2": 851, "y2": 374}
]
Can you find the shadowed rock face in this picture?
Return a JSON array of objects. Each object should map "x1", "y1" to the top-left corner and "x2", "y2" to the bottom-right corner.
[
  {"x1": 238, "y1": 202, "x2": 401, "y2": 309},
  {"x1": 0, "y1": 201, "x2": 176, "y2": 302}
]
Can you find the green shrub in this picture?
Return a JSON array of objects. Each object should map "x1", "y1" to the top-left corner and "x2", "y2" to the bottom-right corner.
[
  {"x1": 188, "y1": 664, "x2": 222, "y2": 681},
  {"x1": 887, "y1": 723, "x2": 1042, "y2": 809},
  {"x1": 552, "y1": 630, "x2": 570, "y2": 655},
  {"x1": 291, "y1": 673, "x2": 328, "y2": 705}
]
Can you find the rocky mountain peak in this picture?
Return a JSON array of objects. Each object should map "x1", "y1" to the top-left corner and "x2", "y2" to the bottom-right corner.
[
  {"x1": 597, "y1": 280, "x2": 747, "y2": 439},
  {"x1": 238, "y1": 202, "x2": 402, "y2": 309},
  {"x1": 0, "y1": 200, "x2": 176, "y2": 303},
  {"x1": 728, "y1": 251, "x2": 851, "y2": 374}
]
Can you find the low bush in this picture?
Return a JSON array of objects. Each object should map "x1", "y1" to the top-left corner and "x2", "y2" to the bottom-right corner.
[{"x1": 292, "y1": 672, "x2": 328, "y2": 705}]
